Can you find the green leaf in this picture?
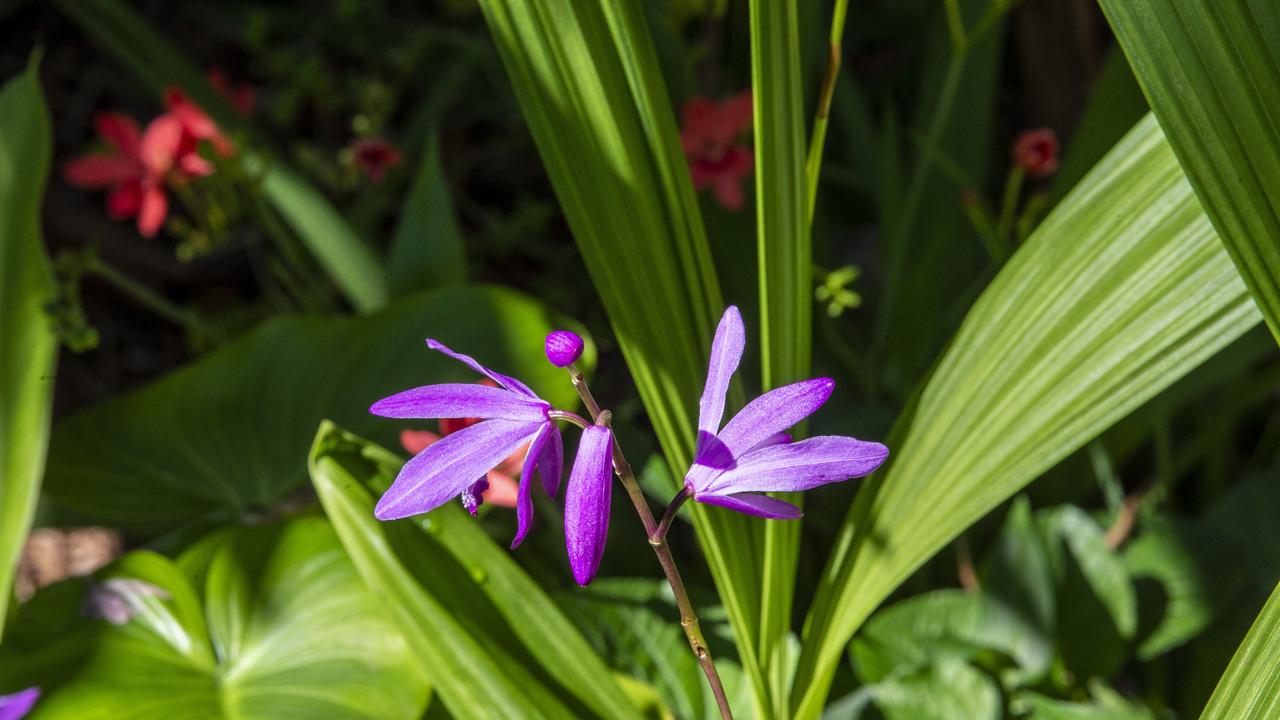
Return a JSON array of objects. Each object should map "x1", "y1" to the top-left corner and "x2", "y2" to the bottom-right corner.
[
  {"x1": 0, "y1": 518, "x2": 427, "y2": 718},
  {"x1": 1014, "y1": 680, "x2": 1156, "y2": 720},
  {"x1": 0, "y1": 61, "x2": 57, "y2": 639},
  {"x1": 1099, "y1": 0, "x2": 1280, "y2": 344},
  {"x1": 388, "y1": 130, "x2": 467, "y2": 296},
  {"x1": 1201, "y1": 581, "x2": 1280, "y2": 720},
  {"x1": 868, "y1": 659, "x2": 1001, "y2": 720},
  {"x1": 1043, "y1": 506, "x2": 1136, "y2": 678},
  {"x1": 309, "y1": 423, "x2": 641, "y2": 720},
  {"x1": 981, "y1": 497, "x2": 1056, "y2": 636},
  {"x1": 474, "y1": 0, "x2": 769, "y2": 701},
  {"x1": 748, "y1": 0, "x2": 810, "y2": 713},
  {"x1": 791, "y1": 115, "x2": 1263, "y2": 718},
  {"x1": 50, "y1": 0, "x2": 388, "y2": 312},
  {"x1": 851, "y1": 589, "x2": 1052, "y2": 686},
  {"x1": 43, "y1": 285, "x2": 585, "y2": 533}
]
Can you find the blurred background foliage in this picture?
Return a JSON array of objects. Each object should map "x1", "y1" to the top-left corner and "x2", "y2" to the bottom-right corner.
[{"x1": 1, "y1": 0, "x2": 1278, "y2": 718}]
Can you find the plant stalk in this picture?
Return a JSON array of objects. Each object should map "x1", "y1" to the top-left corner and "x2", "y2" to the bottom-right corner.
[
  {"x1": 565, "y1": 365, "x2": 734, "y2": 720},
  {"x1": 87, "y1": 257, "x2": 224, "y2": 344}
]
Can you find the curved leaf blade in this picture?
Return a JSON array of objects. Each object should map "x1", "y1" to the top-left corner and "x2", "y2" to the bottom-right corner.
[
  {"x1": 1201, "y1": 581, "x2": 1280, "y2": 720},
  {"x1": 1099, "y1": 0, "x2": 1280, "y2": 343},
  {"x1": 791, "y1": 115, "x2": 1262, "y2": 718},
  {"x1": 0, "y1": 62, "x2": 57, "y2": 639}
]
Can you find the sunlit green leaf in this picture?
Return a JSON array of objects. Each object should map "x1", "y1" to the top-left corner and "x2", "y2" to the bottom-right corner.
[
  {"x1": 1015, "y1": 680, "x2": 1155, "y2": 720},
  {"x1": 1100, "y1": 0, "x2": 1280, "y2": 344},
  {"x1": 1200, "y1": 581, "x2": 1280, "y2": 720},
  {"x1": 309, "y1": 423, "x2": 641, "y2": 720},
  {"x1": 0, "y1": 518, "x2": 427, "y2": 718},
  {"x1": 43, "y1": 286, "x2": 585, "y2": 534},
  {"x1": 791, "y1": 115, "x2": 1262, "y2": 718},
  {"x1": 869, "y1": 659, "x2": 1000, "y2": 720},
  {"x1": 0, "y1": 61, "x2": 57, "y2": 639},
  {"x1": 474, "y1": 0, "x2": 769, "y2": 702}
]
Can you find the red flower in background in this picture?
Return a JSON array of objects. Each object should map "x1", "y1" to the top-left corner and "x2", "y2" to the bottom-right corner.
[
  {"x1": 208, "y1": 68, "x2": 255, "y2": 116},
  {"x1": 64, "y1": 92, "x2": 233, "y2": 238},
  {"x1": 63, "y1": 112, "x2": 186, "y2": 237},
  {"x1": 397, "y1": 380, "x2": 521, "y2": 512},
  {"x1": 351, "y1": 137, "x2": 403, "y2": 182},
  {"x1": 680, "y1": 91, "x2": 754, "y2": 211},
  {"x1": 1013, "y1": 128, "x2": 1059, "y2": 178}
]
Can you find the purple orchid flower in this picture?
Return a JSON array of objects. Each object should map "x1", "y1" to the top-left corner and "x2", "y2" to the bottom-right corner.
[
  {"x1": 683, "y1": 306, "x2": 889, "y2": 518},
  {"x1": 0, "y1": 688, "x2": 39, "y2": 720},
  {"x1": 564, "y1": 424, "x2": 613, "y2": 586},
  {"x1": 370, "y1": 339, "x2": 563, "y2": 548}
]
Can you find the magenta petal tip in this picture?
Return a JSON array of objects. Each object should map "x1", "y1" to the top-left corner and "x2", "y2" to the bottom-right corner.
[{"x1": 544, "y1": 330, "x2": 584, "y2": 367}]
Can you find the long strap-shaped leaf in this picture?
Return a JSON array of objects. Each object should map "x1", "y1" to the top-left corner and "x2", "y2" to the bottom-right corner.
[
  {"x1": 749, "y1": 0, "x2": 811, "y2": 715},
  {"x1": 1099, "y1": 0, "x2": 1280, "y2": 344},
  {"x1": 1201, "y1": 581, "x2": 1280, "y2": 719},
  {"x1": 789, "y1": 115, "x2": 1263, "y2": 718},
  {"x1": 0, "y1": 62, "x2": 58, "y2": 641},
  {"x1": 475, "y1": 0, "x2": 771, "y2": 697},
  {"x1": 51, "y1": 0, "x2": 389, "y2": 313}
]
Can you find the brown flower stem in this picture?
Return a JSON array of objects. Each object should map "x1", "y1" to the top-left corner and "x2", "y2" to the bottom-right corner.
[{"x1": 564, "y1": 365, "x2": 734, "y2": 720}]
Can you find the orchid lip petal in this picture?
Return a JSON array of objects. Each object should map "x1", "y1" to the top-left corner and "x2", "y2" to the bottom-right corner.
[
  {"x1": 696, "y1": 491, "x2": 802, "y2": 519},
  {"x1": 512, "y1": 422, "x2": 556, "y2": 548},
  {"x1": 564, "y1": 425, "x2": 614, "y2": 586},
  {"x1": 538, "y1": 424, "x2": 564, "y2": 498},
  {"x1": 369, "y1": 383, "x2": 548, "y2": 421},
  {"x1": 700, "y1": 436, "x2": 889, "y2": 495},
  {"x1": 374, "y1": 418, "x2": 541, "y2": 520},
  {"x1": 696, "y1": 306, "x2": 745, "y2": 448},
  {"x1": 425, "y1": 339, "x2": 539, "y2": 398}
]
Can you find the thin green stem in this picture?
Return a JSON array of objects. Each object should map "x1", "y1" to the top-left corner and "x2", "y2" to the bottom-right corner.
[
  {"x1": 87, "y1": 257, "x2": 224, "y2": 343},
  {"x1": 995, "y1": 166, "x2": 1025, "y2": 254},
  {"x1": 804, "y1": 0, "x2": 848, "y2": 222},
  {"x1": 564, "y1": 365, "x2": 733, "y2": 720},
  {"x1": 653, "y1": 487, "x2": 692, "y2": 543},
  {"x1": 547, "y1": 409, "x2": 590, "y2": 429}
]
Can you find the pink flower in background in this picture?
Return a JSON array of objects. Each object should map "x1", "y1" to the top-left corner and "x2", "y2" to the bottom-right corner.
[
  {"x1": 1013, "y1": 128, "x2": 1059, "y2": 178},
  {"x1": 680, "y1": 91, "x2": 754, "y2": 210},
  {"x1": 64, "y1": 92, "x2": 233, "y2": 238},
  {"x1": 351, "y1": 137, "x2": 404, "y2": 182},
  {"x1": 207, "y1": 68, "x2": 255, "y2": 115},
  {"x1": 396, "y1": 379, "x2": 524, "y2": 512},
  {"x1": 63, "y1": 112, "x2": 186, "y2": 237},
  {"x1": 164, "y1": 88, "x2": 235, "y2": 167}
]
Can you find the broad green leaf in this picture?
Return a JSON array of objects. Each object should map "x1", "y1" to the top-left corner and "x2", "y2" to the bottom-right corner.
[
  {"x1": 981, "y1": 497, "x2": 1055, "y2": 636},
  {"x1": 51, "y1": 0, "x2": 388, "y2": 312},
  {"x1": 1125, "y1": 518, "x2": 1246, "y2": 659},
  {"x1": 1099, "y1": 0, "x2": 1280, "y2": 344},
  {"x1": 0, "y1": 62, "x2": 57, "y2": 639},
  {"x1": 475, "y1": 0, "x2": 769, "y2": 701},
  {"x1": 749, "y1": 0, "x2": 810, "y2": 713},
  {"x1": 0, "y1": 518, "x2": 427, "y2": 718},
  {"x1": 1015, "y1": 681, "x2": 1156, "y2": 720},
  {"x1": 1042, "y1": 507, "x2": 1135, "y2": 678},
  {"x1": 1201, "y1": 581, "x2": 1280, "y2": 720},
  {"x1": 791, "y1": 115, "x2": 1262, "y2": 718},
  {"x1": 309, "y1": 423, "x2": 640, "y2": 720},
  {"x1": 43, "y1": 285, "x2": 584, "y2": 533},
  {"x1": 388, "y1": 131, "x2": 467, "y2": 296},
  {"x1": 851, "y1": 589, "x2": 1051, "y2": 687},
  {"x1": 867, "y1": 659, "x2": 1000, "y2": 720}
]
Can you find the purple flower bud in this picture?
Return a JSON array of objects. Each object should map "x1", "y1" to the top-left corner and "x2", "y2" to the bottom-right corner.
[{"x1": 544, "y1": 330, "x2": 584, "y2": 367}]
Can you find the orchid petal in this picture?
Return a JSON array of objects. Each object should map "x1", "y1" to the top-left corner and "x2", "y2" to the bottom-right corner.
[
  {"x1": 369, "y1": 383, "x2": 548, "y2": 421},
  {"x1": 697, "y1": 306, "x2": 745, "y2": 443},
  {"x1": 425, "y1": 339, "x2": 538, "y2": 398},
  {"x1": 0, "y1": 687, "x2": 39, "y2": 720},
  {"x1": 715, "y1": 377, "x2": 834, "y2": 460},
  {"x1": 512, "y1": 422, "x2": 555, "y2": 548},
  {"x1": 375, "y1": 418, "x2": 540, "y2": 520},
  {"x1": 747, "y1": 432, "x2": 791, "y2": 453},
  {"x1": 697, "y1": 491, "x2": 802, "y2": 520},
  {"x1": 538, "y1": 423, "x2": 564, "y2": 498},
  {"x1": 564, "y1": 425, "x2": 613, "y2": 586},
  {"x1": 701, "y1": 436, "x2": 889, "y2": 495}
]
